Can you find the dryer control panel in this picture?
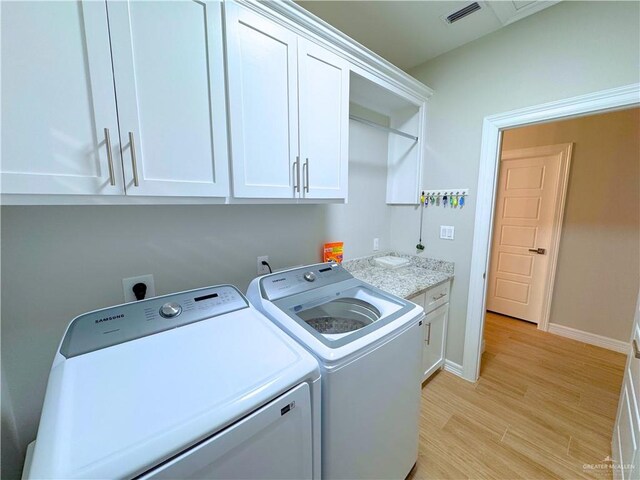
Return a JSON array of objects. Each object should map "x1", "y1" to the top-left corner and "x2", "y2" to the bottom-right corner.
[
  {"x1": 60, "y1": 285, "x2": 248, "y2": 358},
  {"x1": 260, "y1": 263, "x2": 353, "y2": 301}
]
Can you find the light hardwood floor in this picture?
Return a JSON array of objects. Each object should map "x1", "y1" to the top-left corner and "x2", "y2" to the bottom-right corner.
[{"x1": 408, "y1": 312, "x2": 627, "y2": 480}]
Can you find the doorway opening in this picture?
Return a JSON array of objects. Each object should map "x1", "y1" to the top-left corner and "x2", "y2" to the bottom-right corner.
[{"x1": 463, "y1": 83, "x2": 640, "y2": 382}]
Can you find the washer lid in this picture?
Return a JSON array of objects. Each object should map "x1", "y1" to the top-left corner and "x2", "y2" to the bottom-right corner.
[{"x1": 29, "y1": 288, "x2": 318, "y2": 480}]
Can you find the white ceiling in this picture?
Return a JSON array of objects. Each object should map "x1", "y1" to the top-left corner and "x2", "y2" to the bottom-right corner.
[{"x1": 296, "y1": 1, "x2": 560, "y2": 70}]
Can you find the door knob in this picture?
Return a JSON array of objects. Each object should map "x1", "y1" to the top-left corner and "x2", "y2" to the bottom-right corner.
[{"x1": 528, "y1": 248, "x2": 546, "y2": 254}]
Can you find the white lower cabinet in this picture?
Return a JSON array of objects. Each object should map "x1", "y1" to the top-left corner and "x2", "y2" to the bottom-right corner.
[
  {"x1": 423, "y1": 304, "x2": 448, "y2": 381},
  {"x1": 408, "y1": 281, "x2": 450, "y2": 381}
]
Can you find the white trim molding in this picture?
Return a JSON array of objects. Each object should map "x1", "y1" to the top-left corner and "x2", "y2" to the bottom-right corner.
[
  {"x1": 234, "y1": 0, "x2": 433, "y2": 103},
  {"x1": 444, "y1": 359, "x2": 464, "y2": 377},
  {"x1": 462, "y1": 83, "x2": 640, "y2": 382},
  {"x1": 547, "y1": 324, "x2": 629, "y2": 354}
]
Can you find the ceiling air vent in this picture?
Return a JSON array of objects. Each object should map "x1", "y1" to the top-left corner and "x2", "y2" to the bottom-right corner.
[{"x1": 445, "y1": 2, "x2": 482, "y2": 24}]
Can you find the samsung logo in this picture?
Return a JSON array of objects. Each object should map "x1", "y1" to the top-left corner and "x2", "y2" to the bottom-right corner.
[
  {"x1": 272, "y1": 278, "x2": 286, "y2": 283},
  {"x1": 95, "y1": 314, "x2": 124, "y2": 324}
]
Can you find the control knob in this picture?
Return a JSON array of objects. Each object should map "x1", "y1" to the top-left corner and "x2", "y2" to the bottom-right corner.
[
  {"x1": 303, "y1": 272, "x2": 316, "y2": 282},
  {"x1": 159, "y1": 302, "x2": 182, "y2": 318}
]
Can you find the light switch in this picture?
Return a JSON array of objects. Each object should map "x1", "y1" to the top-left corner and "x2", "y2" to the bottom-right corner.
[{"x1": 440, "y1": 225, "x2": 455, "y2": 240}]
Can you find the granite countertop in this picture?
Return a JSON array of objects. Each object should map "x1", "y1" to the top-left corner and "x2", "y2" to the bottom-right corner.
[{"x1": 342, "y1": 252, "x2": 454, "y2": 299}]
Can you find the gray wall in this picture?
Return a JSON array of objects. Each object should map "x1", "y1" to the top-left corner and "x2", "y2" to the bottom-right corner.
[
  {"x1": 393, "y1": 0, "x2": 640, "y2": 365},
  {"x1": 502, "y1": 108, "x2": 640, "y2": 341},
  {"x1": 0, "y1": 120, "x2": 391, "y2": 477}
]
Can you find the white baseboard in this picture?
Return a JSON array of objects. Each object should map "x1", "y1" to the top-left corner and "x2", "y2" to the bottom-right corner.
[
  {"x1": 443, "y1": 359, "x2": 464, "y2": 377},
  {"x1": 547, "y1": 323, "x2": 628, "y2": 353}
]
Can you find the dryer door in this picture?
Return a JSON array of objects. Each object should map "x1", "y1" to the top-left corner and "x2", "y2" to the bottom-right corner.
[{"x1": 141, "y1": 383, "x2": 312, "y2": 479}]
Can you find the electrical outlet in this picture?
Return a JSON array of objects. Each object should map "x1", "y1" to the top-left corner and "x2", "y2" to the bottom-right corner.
[
  {"x1": 257, "y1": 256, "x2": 270, "y2": 275},
  {"x1": 373, "y1": 238, "x2": 379, "y2": 251},
  {"x1": 122, "y1": 274, "x2": 155, "y2": 303},
  {"x1": 440, "y1": 225, "x2": 455, "y2": 240}
]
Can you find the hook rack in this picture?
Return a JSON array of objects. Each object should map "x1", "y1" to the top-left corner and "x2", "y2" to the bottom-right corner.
[
  {"x1": 423, "y1": 189, "x2": 469, "y2": 198},
  {"x1": 420, "y1": 189, "x2": 470, "y2": 208}
]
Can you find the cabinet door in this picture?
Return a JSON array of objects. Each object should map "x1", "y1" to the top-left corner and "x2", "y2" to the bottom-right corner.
[
  {"x1": 107, "y1": 0, "x2": 229, "y2": 197},
  {"x1": 423, "y1": 303, "x2": 448, "y2": 381},
  {"x1": 225, "y1": 2, "x2": 299, "y2": 198},
  {"x1": 298, "y1": 38, "x2": 349, "y2": 199},
  {"x1": 1, "y1": 1, "x2": 123, "y2": 195}
]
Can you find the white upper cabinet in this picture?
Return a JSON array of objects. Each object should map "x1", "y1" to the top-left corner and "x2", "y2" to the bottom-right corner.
[
  {"x1": 225, "y1": 2, "x2": 349, "y2": 200},
  {"x1": 225, "y1": 3, "x2": 299, "y2": 199},
  {"x1": 298, "y1": 39, "x2": 349, "y2": 200},
  {"x1": 1, "y1": 0, "x2": 228, "y2": 200},
  {"x1": 107, "y1": 0, "x2": 229, "y2": 197},
  {"x1": 1, "y1": 1, "x2": 123, "y2": 195},
  {"x1": 1, "y1": 0, "x2": 431, "y2": 204}
]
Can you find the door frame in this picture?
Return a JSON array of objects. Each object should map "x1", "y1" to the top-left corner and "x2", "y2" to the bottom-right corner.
[
  {"x1": 462, "y1": 83, "x2": 640, "y2": 382},
  {"x1": 487, "y1": 143, "x2": 573, "y2": 330}
]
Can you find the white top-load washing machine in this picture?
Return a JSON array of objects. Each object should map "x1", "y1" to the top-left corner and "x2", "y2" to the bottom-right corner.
[
  {"x1": 247, "y1": 263, "x2": 425, "y2": 480},
  {"x1": 24, "y1": 285, "x2": 321, "y2": 479}
]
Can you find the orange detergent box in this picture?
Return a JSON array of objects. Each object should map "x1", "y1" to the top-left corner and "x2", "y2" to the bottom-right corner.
[{"x1": 323, "y1": 242, "x2": 344, "y2": 264}]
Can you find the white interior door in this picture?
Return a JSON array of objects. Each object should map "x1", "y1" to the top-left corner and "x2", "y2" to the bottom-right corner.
[
  {"x1": 225, "y1": 2, "x2": 299, "y2": 198},
  {"x1": 612, "y1": 290, "x2": 640, "y2": 479},
  {"x1": 298, "y1": 38, "x2": 349, "y2": 200},
  {"x1": 108, "y1": 0, "x2": 229, "y2": 197},
  {"x1": 141, "y1": 383, "x2": 312, "y2": 480},
  {"x1": 486, "y1": 143, "x2": 572, "y2": 323},
  {"x1": 1, "y1": 0, "x2": 123, "y2": 195}
]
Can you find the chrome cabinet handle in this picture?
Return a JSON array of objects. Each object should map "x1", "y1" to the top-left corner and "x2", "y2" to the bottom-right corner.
[
  {"x1": 104, "y1": 128, "x2": 115, "y2": 186},
  {"x1": 304, "y1": 157, "x2": 310, "y2": 193},
  {"x1": 432, "y1": 292, "x2": 447, "y2": 301},
  {"x1": 294, "y1": 156, "x2": 300, "y2": 193},
  {"x1": 633, "y1": 339, "x2": 640, "y2": 359},
  {"x1": 128, "y1": 131, "x2": 139, "y2": 187},
  {"x1": 528, "y1": 248, "x2": 546, "y2": 254},
  {"x1": 425, "y1": 323, "x2": 432, "y2": 345}
]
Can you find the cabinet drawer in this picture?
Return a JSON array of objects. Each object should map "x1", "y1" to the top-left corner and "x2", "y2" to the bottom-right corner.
[{"x1": 424, "y1": 282, "x2": 450, "y2": 313}]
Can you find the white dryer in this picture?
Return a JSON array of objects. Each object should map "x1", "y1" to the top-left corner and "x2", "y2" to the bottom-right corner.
[
  {"x1": 24, "y1": 285, "x2": 321, "y2": 479},
  {"x1": 247, "y1": 263, "x2": 425, "y2": 480}
]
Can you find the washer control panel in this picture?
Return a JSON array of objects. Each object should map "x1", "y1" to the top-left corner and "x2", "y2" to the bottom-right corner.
[
  {"x1": 60, "y1": 285, "x2": 248, "y2": 358},
  {"x1": 261, "y1": 263, "x2": 353, "y2": 301}
]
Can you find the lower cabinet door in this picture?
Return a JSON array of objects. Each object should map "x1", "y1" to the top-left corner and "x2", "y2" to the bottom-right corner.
[{"x1": 423, "y1": 303, "x2": 448, "y2": 381}]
